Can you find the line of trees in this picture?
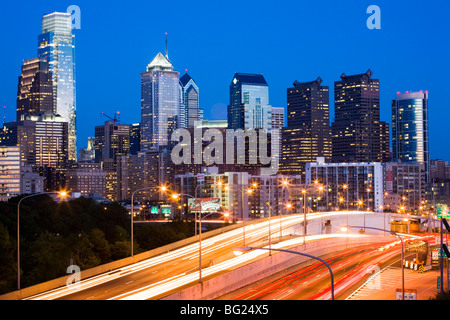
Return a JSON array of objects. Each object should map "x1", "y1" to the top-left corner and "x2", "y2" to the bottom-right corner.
[{"x1": 0, "y1": 195, "x2": 196, "y2": 295}]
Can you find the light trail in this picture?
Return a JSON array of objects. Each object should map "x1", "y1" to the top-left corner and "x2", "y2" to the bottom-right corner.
[
  {"x1": 25, "y1": 211, "x2": 381, "y2": 300},
  {"x1": 110, "y1": 233, "x2": 369, "y2": 300}
]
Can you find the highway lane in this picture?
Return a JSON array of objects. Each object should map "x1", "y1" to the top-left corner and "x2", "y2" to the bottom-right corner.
[
  {"x1": 218, "y1": 234, "x2": 428, "y2": 300},
  {"x1": 25, "y1": 214, "x2": 313, "y2": 300},
  {"x1": 24, "y1": 211, "x2": 389, "y2": 300}
]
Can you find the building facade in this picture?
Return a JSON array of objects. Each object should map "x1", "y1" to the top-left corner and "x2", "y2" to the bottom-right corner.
[
  {"x1": 0, "y1": 146, "x2": 21, "y2": 201},
  {"x1": 392, "y1": 91, "x2": 430, "y2": 181},
  {"x1": 16, "y1": 58, "x2": 54, "y2": 121},
  {"x1": 331, "y1": 70, "x2": 390, "y2": 163},
  {"x1": 227, "y1": 73, "x2": 272, "y2": 132},
  {"x1": 305, "y1": 157, "x2": 384, "y2": 212},
  {"x1": 140, "y1": 52, "x2": 181, "y2": 151},
  {"x1": 66, "y1": 162, "x2": 107, "y2": 198},
  {"x1": 280, "y1": 77, "x2": 332, "y2": 175},
  {"x1": 180, "y1": 72, "x2": 202, "y2": 128},
  {"x1": 38, "y1": 12, "x2": 77, "y2": 161},
  {"x1": 384, "y1": 162, "x2": 425, "y2": 212}
]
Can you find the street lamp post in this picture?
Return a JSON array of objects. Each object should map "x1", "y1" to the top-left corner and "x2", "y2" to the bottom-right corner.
[
  {"x1": 173, "y1": 193, "x2": 228, "y2": 285},
  {"x1": 272, "y1": 203, "x2": 292, "y2": 242},
  {"x1": 131, "y1": 186, "x2": 166, "y2": 257},
  {"x1": 342, "y1": 225, "x2": 405, "y2": 300},
  {"x1": 233, "y1": 246, "x2": 335, "y2": 300},
  {"x1": 17, "y1": 191, "x2": 68, "y2": 290},
  {"x1": 223, "y1": 184, "x2": 248, "y2": 246}
]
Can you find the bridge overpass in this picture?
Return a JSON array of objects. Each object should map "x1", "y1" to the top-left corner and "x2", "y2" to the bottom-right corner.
[{"x1": 0, "y1": 210, "x2": 434, "y2": 300}]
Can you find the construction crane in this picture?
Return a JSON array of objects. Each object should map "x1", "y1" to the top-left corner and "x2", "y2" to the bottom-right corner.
[{"x1": 101, "y1": 111, "x2": 120, "y2": 123}]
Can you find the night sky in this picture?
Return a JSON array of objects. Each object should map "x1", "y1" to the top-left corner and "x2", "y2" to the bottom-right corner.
[{"x1": 1, "y1": 0, "x2": 449, "y2": 160}]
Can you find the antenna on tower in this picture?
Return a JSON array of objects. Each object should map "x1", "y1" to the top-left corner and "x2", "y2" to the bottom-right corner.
[{"x1": 165, "y1": 32, "x2": 169, "y2": 60}]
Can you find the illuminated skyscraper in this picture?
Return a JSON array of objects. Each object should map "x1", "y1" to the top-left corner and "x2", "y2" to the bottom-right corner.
[
  {"x1": 140, "y1": 52, "x2": 181, "y2": 151},
  {"x1": 227, "y1": 73, "x2": 272, "y2": 132},
  {"x1": 180, "y1": 72, "x2": 201, "y2": 128},
  {"x1": 331, "y1": 70, "x2": 389, "y2": 163},
  {"x1": 16, "y1": 57, "x2": 54, "y2": 121},
  {"x1": 38, "y1": 12, "x2": 77, "y2": 161},
  {"x1": 280, "y1": 77, "x2": 332, "y2": 175},
  {"x1": 392, "y1": 91, "x2": 430, "y2": 181}
]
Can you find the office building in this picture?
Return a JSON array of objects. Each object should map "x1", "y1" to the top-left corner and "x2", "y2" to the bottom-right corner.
[
  {"x1": 16, "y1": 58, "x2": 54, "y2": 121},
  {"x1": 280, "y1": 77, "x2": 332, "y2": 175},
  {"x1": 78, "y1": 137, "x2": 95, "y2": 162},
  {"x1": 129, "y1": 123, "x2": 141, "y2": 155},
  {"x1": 305, "y1": 157, "x2": 384, "y2": 212},
  {"x1": 94, "y1": 121, "x2": 130, "y2": 163},
  {"x1": 38, "y1": 12, "x2": 77, "y2": 161},
  {"x1": 0, "y1": 112, "x2": 68, "y2": 191},
  {"x1": 66, "y1": 162, "x2": 107, "y2": 198},
  {"x1": 141, "y1": 52, "x2": 181, "y2": 151},
  {"x1": 180, "y1": 72, "x2": 202, "y2": 128},
  {"x1": 21, "y1": 166, "x2": 44, "y2": 195},
  {"x1": 331, "y1": 70, "x2": 390, "y2": 163},
  {"x1": 117, "y1": 149, "x2": 173, "y2": 202},
  {"x1": 0, "y1": 146, "x2": 21, "y2": 201},
  {"x1": 227, "y1": 73, "x2": 272, "y2": 132},
  {"x1": 392, "y1": 91, "x2": 430, "y2": 181},
  {"x1": 384, "y1": 162, "x2": 425, "y2": 211}
]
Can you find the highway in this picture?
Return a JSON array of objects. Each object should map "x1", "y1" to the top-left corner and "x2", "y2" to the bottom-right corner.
[
  {"x1": 217, "y1": 234, "x2": 434, "y2": 300},
  {"x1": 23, "y1": 211, "x2": 420, "y2": 300}
]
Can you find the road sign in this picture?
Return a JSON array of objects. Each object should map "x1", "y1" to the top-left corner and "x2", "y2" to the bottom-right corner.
[
  {"x1": 437, "y1": 204, "x2": 450, "y2": 219},
  {"x1": 396, "y1": 289, "x2": 417, "y2": 300}
]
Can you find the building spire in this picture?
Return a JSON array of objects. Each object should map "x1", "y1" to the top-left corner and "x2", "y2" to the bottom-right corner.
[{"x1": 165, "y1": 32, "x2": 169, "y2": 60}]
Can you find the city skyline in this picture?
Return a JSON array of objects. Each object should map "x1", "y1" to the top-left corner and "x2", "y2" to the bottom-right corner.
[{"x1": 0, "y1": 0, "x2": 449, "y2": 162}]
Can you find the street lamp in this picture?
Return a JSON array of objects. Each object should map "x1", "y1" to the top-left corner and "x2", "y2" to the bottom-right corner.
[
  {"x1": 233, "y1": 246, "x2": 335, "y2": 300},
  {"x1": 17, "y1": 191, "x2": 68, "y2": 290},
  {"x1": 272, "y1": 203, "x2": 292, "y2": 242},
  {"x1": 172, "y1": 193, "x2": 228, "y2": 284},
  {"x1": 250, "y1": 182, "x2": 273, "y2": 255},
  {"x1": 222, "y1": 184, "x2": 250, "y2": 246},
  {"x1": 341, "y1": 225, "x2": 405, "y2": 300},
  {"x1": 131, "y1": 185, "x2": 167, "y2": 257}
]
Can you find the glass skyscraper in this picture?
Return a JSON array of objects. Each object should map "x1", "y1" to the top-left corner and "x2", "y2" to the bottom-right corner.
[
  {"x1": 331, "y1": 70, "x2": 390, "y2": 163},
  {"x1": 180, "y1": 72, "x2": 201, "y2": 128},
  {"x1": 227, "y1": 73, "x2": 272, "y2": 132},
  {"x1": 38, "y1": 12, "x2": 77, "y2": 161},
  {"x1": 392, "y1": 91, "x2": 430, "y2": 181},
  {"x1": 141, "y1": 52, "x2": 181, "y2": 151},
  {"x1": 16, "y1": 57, "x2": 54, "y2": 121}
]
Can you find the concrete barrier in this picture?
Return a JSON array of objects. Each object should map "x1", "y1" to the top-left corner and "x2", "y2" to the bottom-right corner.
[{"x1": 162, "y1": 235, "x2": 394, "y2": 300}]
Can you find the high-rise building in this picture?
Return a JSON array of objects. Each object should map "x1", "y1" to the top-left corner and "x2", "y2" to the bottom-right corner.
[
  {"x1": 305, "y1": 157, "x2": 384, "y2": 212},
  {"x1": 280, "y1": 77, "x2": 332, "y2": 175},
  {"x1": 129, "y1": 123, "x2": 141, "y2": 155},
  {"x1": 0, "y1": 146, "x2": 21, "y2": 201},
  {"x1": 16, "y1": 58, "x2": 54, "y2": 121},
  {"x1": 271, "y1": 107, "x2": 285, "y2": 130},
  {"x1": 141, "y1": 52, "x2": 180, "y2": 151},
  {"x1": 117, "y1": 149, "x2": 173, "y2": 202},
  {"x1": 392, "y1": 91, "x2": 430, "y2": 181},
  {"x1": 180, "y1": 72, "x2": 202, "y2": 128},
  {"x1": 384, "y1": 162, "x2": 425, "y2": 211},
  {"x1": 38, "y1": 12, "x2": 77, "y2": 161},
  {"x1": 94, "y1": 121, "x2": 130, "y2": 163},
  {"x1": 0, "y1": 112, "x2": 68, "y2": 191},
  {"x1": 331, "y1": 70, "x2": 389, "y2": 163},
  {"x1": 66, "y1": 162, "x2": 107, "y2": 198},
  {"x1": 94, "y1": 120, "x2": 130, "y2": 201},
  {"x1": 227, "y1": 73, "x2": 272, "y2": 132}
]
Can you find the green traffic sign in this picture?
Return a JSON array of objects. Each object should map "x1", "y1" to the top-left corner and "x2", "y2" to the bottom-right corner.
[{"x1": 437, "y1": 204, "x2": 450, "y2": 218}]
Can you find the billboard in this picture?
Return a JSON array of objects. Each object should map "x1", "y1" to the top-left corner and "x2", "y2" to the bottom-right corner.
[{"x1": 188, "y1": 198, "x2": 221, "y2": 213}]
